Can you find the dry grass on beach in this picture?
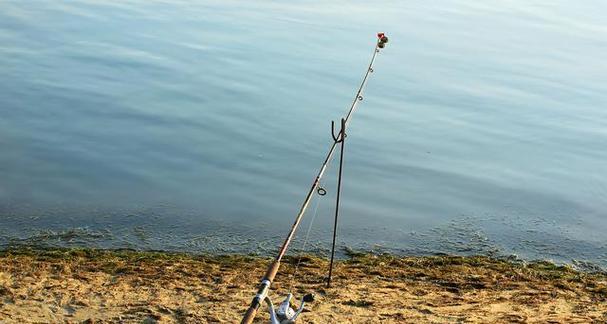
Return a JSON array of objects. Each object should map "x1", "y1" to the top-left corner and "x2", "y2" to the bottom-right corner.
[{"x1": 0, "y1": 249, "x2": 606, "y2": 323}]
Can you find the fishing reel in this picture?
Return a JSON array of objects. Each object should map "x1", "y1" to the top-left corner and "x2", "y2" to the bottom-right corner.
[{"x1": 264, "y1": 293, "x2": 314, "y2": 324}]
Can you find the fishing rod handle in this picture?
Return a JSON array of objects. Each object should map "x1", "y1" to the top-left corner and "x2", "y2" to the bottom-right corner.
[
  {"x1": 241, "y1": 306, "x2": 257, "y2": 324},
  {"x1": 241, "y1": 260, "x2": 281, "y2": 324}
]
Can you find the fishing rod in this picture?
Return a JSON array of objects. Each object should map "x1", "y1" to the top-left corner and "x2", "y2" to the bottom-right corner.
[{"x1": 241, "y1": 33, "x2": 389, "y2": 324}]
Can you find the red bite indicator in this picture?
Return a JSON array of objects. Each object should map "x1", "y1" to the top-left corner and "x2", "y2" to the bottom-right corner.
[{"x1": 377, "y1": 32, "x2": 389, "y2": 48}]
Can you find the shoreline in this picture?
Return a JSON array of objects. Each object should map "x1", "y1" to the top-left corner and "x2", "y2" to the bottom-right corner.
[{"x1": 0, "y1": 248, "x2": 606, "y2": 323}]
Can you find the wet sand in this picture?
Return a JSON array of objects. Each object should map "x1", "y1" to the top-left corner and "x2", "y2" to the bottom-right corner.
[{"x1": 0, "y1": 249, "x2": 606, "y2": 323}]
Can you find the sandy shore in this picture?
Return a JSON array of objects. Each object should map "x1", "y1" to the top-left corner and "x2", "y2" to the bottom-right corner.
[{"x1": 0, "y1": 249, "x2": 606, "y2": 323}]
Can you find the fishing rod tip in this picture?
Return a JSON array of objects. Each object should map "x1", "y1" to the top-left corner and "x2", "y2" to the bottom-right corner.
[{"x1": 377, "y1": 32, "x2": 389, "y2": 48}]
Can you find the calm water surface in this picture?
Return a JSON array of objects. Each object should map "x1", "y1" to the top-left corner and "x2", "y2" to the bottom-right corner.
[{"x1": 1, "y1": 1, "x2": 606, "y2": 268}]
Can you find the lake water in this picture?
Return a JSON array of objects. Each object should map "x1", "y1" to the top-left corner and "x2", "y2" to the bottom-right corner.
[{"x1": 1, "y1": 1, "x2": 606, "y2": 269}]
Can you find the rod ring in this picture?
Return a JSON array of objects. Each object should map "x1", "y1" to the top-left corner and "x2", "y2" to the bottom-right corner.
[
  {"x1": 358, "y1": 95, "x2": 363, "y2": 101},
  {"x1": 317, "y1": 187, "x2": 327, "y2": 196},
  {"x1": 369, "y1": 67, "x2": 374, "y2": 73}
]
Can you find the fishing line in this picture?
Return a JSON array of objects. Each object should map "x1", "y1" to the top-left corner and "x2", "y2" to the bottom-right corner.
[{"x1": 288, "y1": 187, "x2": 324, "y2": 291}]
